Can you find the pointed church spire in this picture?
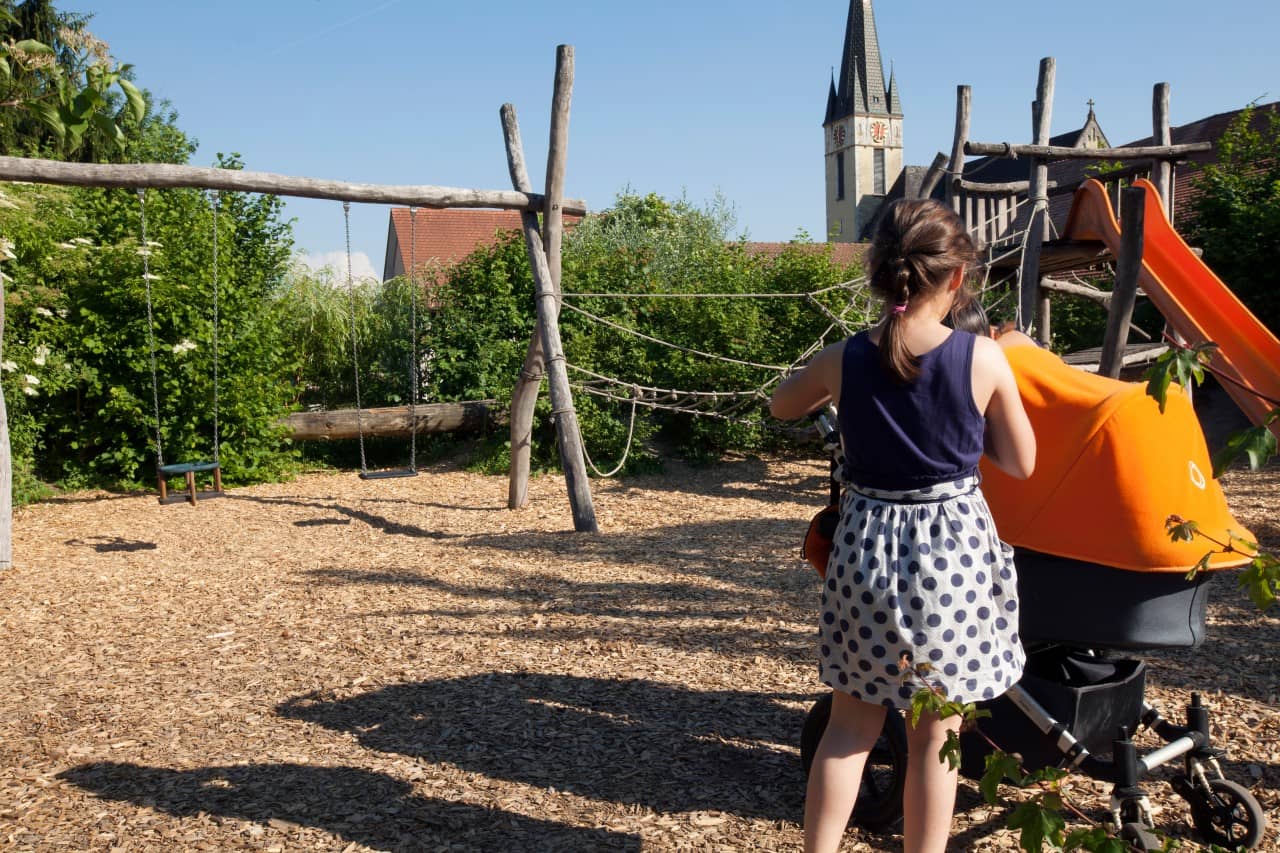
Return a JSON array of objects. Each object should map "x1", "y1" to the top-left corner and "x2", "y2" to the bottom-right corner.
[
  {"x1": 833, "y1": 0, "x2": 890, "y2": 119},
  {"x1": 825, "y1": 70, "x2": 839, "y2": 124},
  {"x1": 887, "y1": 65, "x2": 902, "y2": 115}
]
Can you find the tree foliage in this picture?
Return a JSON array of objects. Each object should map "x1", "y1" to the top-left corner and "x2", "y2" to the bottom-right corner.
[
  {"x1": 1185, "y1": 104, "x2": 1280, "y2": 337},
  {"x1": 0, "y1": 0, "x2": 145, "y2": 159}
]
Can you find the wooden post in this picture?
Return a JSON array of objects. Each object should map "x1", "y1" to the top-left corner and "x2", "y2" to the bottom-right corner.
[
  {"x1": 502, "y1": 102, "x2": 546, "y2": 510},
  {"x1": 0, "y1": 283, "x2": 9, "y2": 570},
  {"x1": 916, "y1": 152, "x2": 949, "y2": 200},
  {"x1": 1151, "y1": 82, "x2": 1173, "y2": 219},
  {"x1": 1018, "y1": 57, "x2": 1055, "y2": 335},
  {"x1": 285, "y1": 401, "x2": 499, "y2": 440},
  {"x1": 511, "y1": 45, "x2": 597, "y2": 533},
  {"x1": 0, "y1": 407, "x2": 9, "y2": 568},
  {"x1": 1037, "y1": 290, "x2": 1052, "y2": 346},
  {"x1": 947, "y1": 85, "x2": 971, "y2": 213},
  {"x1": 1099, "y1": 186, "x2": 1147, "y2": 378}
]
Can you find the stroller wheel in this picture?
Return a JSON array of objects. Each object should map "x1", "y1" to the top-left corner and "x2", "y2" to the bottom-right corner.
[
  {"x1": 1186, "y1": 778, "x2": 1267, "y2": 850},
  {"x1": 799, "y1": 692, "x2": 908, "y2": 832},
  {"x1": 1119, "y1": 822, "x2": 1162, "y2": 852}
]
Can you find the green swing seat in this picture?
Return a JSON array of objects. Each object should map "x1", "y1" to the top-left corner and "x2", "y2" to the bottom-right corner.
[{"x1": 159, "y1": 460, "x2": 220, "y2": 476}]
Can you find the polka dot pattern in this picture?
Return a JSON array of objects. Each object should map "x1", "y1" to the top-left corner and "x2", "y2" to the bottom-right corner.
[{"x1": 817, "y1": 474, "x2": 1025, "y2": 708}]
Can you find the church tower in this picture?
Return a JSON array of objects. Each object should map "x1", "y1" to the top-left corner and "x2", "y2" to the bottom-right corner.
[{"x1": 824, "y1": 0, "x2": 903, "y2": 241}]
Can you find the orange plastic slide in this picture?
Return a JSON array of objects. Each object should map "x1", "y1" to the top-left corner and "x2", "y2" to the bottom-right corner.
[{"x1": 1062, "y1": 178, "x2": 1280, "y2": 435}]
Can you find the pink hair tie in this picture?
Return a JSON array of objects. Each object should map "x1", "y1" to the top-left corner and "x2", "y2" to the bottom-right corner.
[{"x1": 891, "y1": 302, "x2": 908, "y2": 314}]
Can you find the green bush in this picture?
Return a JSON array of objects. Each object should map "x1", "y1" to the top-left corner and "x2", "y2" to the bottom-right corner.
[{"x1": 1185, "y1": 105, "x2": 1280, "y2": 337}]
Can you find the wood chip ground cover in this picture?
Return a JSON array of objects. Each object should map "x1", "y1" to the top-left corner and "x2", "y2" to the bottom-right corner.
[{"x1": 1, "y1": 457, "x2": 1276, "y2": 852}]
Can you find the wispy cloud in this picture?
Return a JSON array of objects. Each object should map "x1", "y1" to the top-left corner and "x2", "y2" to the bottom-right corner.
[
  {"x1": 299, "y1": 250, "x2": 379, "y2": 283},
  {"x1": 268, "y1": 0, "x2": 406, "y2": 58}
]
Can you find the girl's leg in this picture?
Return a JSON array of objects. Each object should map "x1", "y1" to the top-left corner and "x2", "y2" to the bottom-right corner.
[
  {"x1": 902, "y1": 708, "x2": 963, "y2": 853},
  {"x1": 803, "y1": 691, "x2": 887, "y2": 853}
]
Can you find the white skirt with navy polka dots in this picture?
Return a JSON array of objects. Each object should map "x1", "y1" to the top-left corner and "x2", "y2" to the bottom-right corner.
[{"x1": 817, "y1": 474, "x2": 1025, "y2": 710}]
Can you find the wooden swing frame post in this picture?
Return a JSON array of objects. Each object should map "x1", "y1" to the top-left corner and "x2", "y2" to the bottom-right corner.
[{"x1": 503, "y1": 46, "x2": 598, "y2": 532}]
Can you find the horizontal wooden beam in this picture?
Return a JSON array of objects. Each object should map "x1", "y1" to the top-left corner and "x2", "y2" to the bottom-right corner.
[
  {"x1": 0, "y1": 156, "x2": 588, "y2": 214},
  {"x1": 1039, "y1": 276, "x2": 1113, "y2": 306},
  {"x1": 964, "y1": 141, "x2": 1211, "y2": 161},
  {"x1": 283, "y1": 401, "x2": 504, "y2": 441},
  {"x1": 1039, "y1": 279, "x2": 1151, "y2": 339},
  {"x1": 954, "y1": 178, "x2": 1058, "y2": 194}
]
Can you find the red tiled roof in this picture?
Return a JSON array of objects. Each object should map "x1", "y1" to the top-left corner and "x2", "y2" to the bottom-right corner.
[
  {"x1": 384, "y1": 209, "x2": 867, "y2": 281},
  {"x1": 739, "y1": 241, "x2": 866, "y2": 267},
  {"x1": 383, "y1": 208, "x2": 582, "y2": 281}
]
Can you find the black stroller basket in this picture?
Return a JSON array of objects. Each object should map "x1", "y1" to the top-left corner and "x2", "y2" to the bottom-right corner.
[{"x1": 960, "y1": 546, "x2": 1212, "y2": 776}]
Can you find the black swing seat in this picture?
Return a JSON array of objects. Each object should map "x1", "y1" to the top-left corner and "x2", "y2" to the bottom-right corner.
[
  {"x1": 359, "y1": 467, "x2": 417, "y2": 481},
  {"x1": 159, "y1": 461, "x2": 220, "y2": 476}
]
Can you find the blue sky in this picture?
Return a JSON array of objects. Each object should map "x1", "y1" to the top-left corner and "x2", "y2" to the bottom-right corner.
[{"x1": 89, "y1": 1, "x2": 1277, "y2": 280}]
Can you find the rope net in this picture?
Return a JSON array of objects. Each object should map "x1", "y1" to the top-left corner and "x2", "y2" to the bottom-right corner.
[{"x1": 553, "y1": 234, "x2": 1029, "y2": 475}]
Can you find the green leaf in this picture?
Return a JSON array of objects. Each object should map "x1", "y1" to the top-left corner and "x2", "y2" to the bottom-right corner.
[
  {"x1": 117, "y1": 76, "x2": 146, "y2": 124},
  {"x1": 13, "y1": 39, "x2": 55, "y2": 56},
  {"x1": 1008, "y1": 799, "x2": 1066, "y2": 852},
  {"x1": 22, "y1": 100, "x2": 65, "y2": 140},
  {"x1": 1064, "y1": 826, "x2": 1128, "y2": 852},
  {"x1": 1238, "y1": 552, "x2": 1279, "y2": 611},
  {"x1": 938, "y1": 729, "x2": 963, "y2": 771},
  {"x1": 1185, "y1": 550, "x2": 1213, "y2": 581},
  {"x1": 981, "y1": 751, "x2": 1024, "y2": 803},
  {"x1": 1211, "y1": 420, "x2": 1278, "y2": 476},
  {"x1": 1143, "y1": 358, "x2": 1174, "y2": 413},
  {"x1": 1165, "y1": 517, "x2": 1199, "y2": 542}
]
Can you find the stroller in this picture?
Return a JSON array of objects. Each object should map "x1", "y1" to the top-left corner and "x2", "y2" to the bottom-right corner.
[{"x1": 798, "y1": 341, "x2": 1267, "y2": 851}]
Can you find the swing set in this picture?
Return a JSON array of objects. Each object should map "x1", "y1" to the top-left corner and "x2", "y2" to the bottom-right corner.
[
  {"x1": 341, "y1": 201, "x2": 420, "y2": 480},
  {"x1": 138, "y1": 192, "x2": 428, "y2": 501},
  {"x1": 0, "y1": 44, "x2": 594, "y2": 542},
  {"x1": 138, "y1": 188, "x2": 223, "y2": 505}
]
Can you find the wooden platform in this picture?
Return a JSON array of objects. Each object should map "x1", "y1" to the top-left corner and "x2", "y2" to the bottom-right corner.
[
  {"x1": 1061, "y1": 340, "x2": 1168, "y2": 374},
  {"x1": 989, "y1": 239, "x2": 1113, "y2": 274}
]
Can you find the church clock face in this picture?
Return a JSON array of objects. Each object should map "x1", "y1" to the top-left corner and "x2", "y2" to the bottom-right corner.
[
  {"x1": 870, "y1": 120, "x2": 887, "y2": 145},
  {"x1": 832, "y1": 124, "x2": 846, "y2": 147}
]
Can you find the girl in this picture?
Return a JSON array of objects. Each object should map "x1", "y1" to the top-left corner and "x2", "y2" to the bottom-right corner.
[{"x1": 771, "y1": 199, "x2": 1035, "y2": 853}]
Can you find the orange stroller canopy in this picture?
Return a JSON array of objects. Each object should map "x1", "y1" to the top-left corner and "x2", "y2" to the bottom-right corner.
[{"x1": 979, "y1": 342, "x2": 1254, "y2": 573}]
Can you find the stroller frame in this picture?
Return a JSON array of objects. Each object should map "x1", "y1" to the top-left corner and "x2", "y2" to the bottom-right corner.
[{"x1": 798, "y1": 408, "x2": 1266, "y2": 850}]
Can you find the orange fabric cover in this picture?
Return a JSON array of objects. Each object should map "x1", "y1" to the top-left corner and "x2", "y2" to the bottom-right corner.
[{"x1": 979, "y1": 343, "x2": 1254, "y2": 572}]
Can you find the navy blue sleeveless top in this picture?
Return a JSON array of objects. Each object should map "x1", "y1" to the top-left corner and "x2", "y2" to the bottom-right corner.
[{"x1": 838, "y1": 329, "x2": 985, "y2": 490}]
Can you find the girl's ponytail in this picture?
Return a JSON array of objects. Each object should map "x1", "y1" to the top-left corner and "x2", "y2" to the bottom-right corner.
[
  {"x1": 880, "y1": 258, "x2": 919, "y2": 382},
  {"x1": 867, "y1": 200, "x2": 977, "y2": 383}
]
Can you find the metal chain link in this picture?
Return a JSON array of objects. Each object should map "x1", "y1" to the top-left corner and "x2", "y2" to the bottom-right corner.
[
  {"x1": 343, "y1": 201, "x2": 368, "y2": 474},
  {"x1": 210, "y1": 190, "x2": 220, "y2": 465},
  {"x1": 408, "y1": 207, "x2": 418, "y2": 472},
  {"x1": 138, "y1": 189, "x2": 165, "y2": 470}
]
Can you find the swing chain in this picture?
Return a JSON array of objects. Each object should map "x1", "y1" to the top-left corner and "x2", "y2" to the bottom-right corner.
[
  {"x1": 408, "y1": 206, "x2": 418, "y2": 473},
  {"x1": 138, "y1": 189, "x2": 165, "y2": 470},
  {"x1": 343, "y1": 201, "x2": 368, "y2": 474},
  {"x1": 210, "y1": 189, "x2": 220, "y2": 466}
]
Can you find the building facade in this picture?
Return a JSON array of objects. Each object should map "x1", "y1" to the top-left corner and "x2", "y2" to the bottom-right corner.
[{"x1": 823, "y1": 0, "x2": 903, "y2": 242}]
